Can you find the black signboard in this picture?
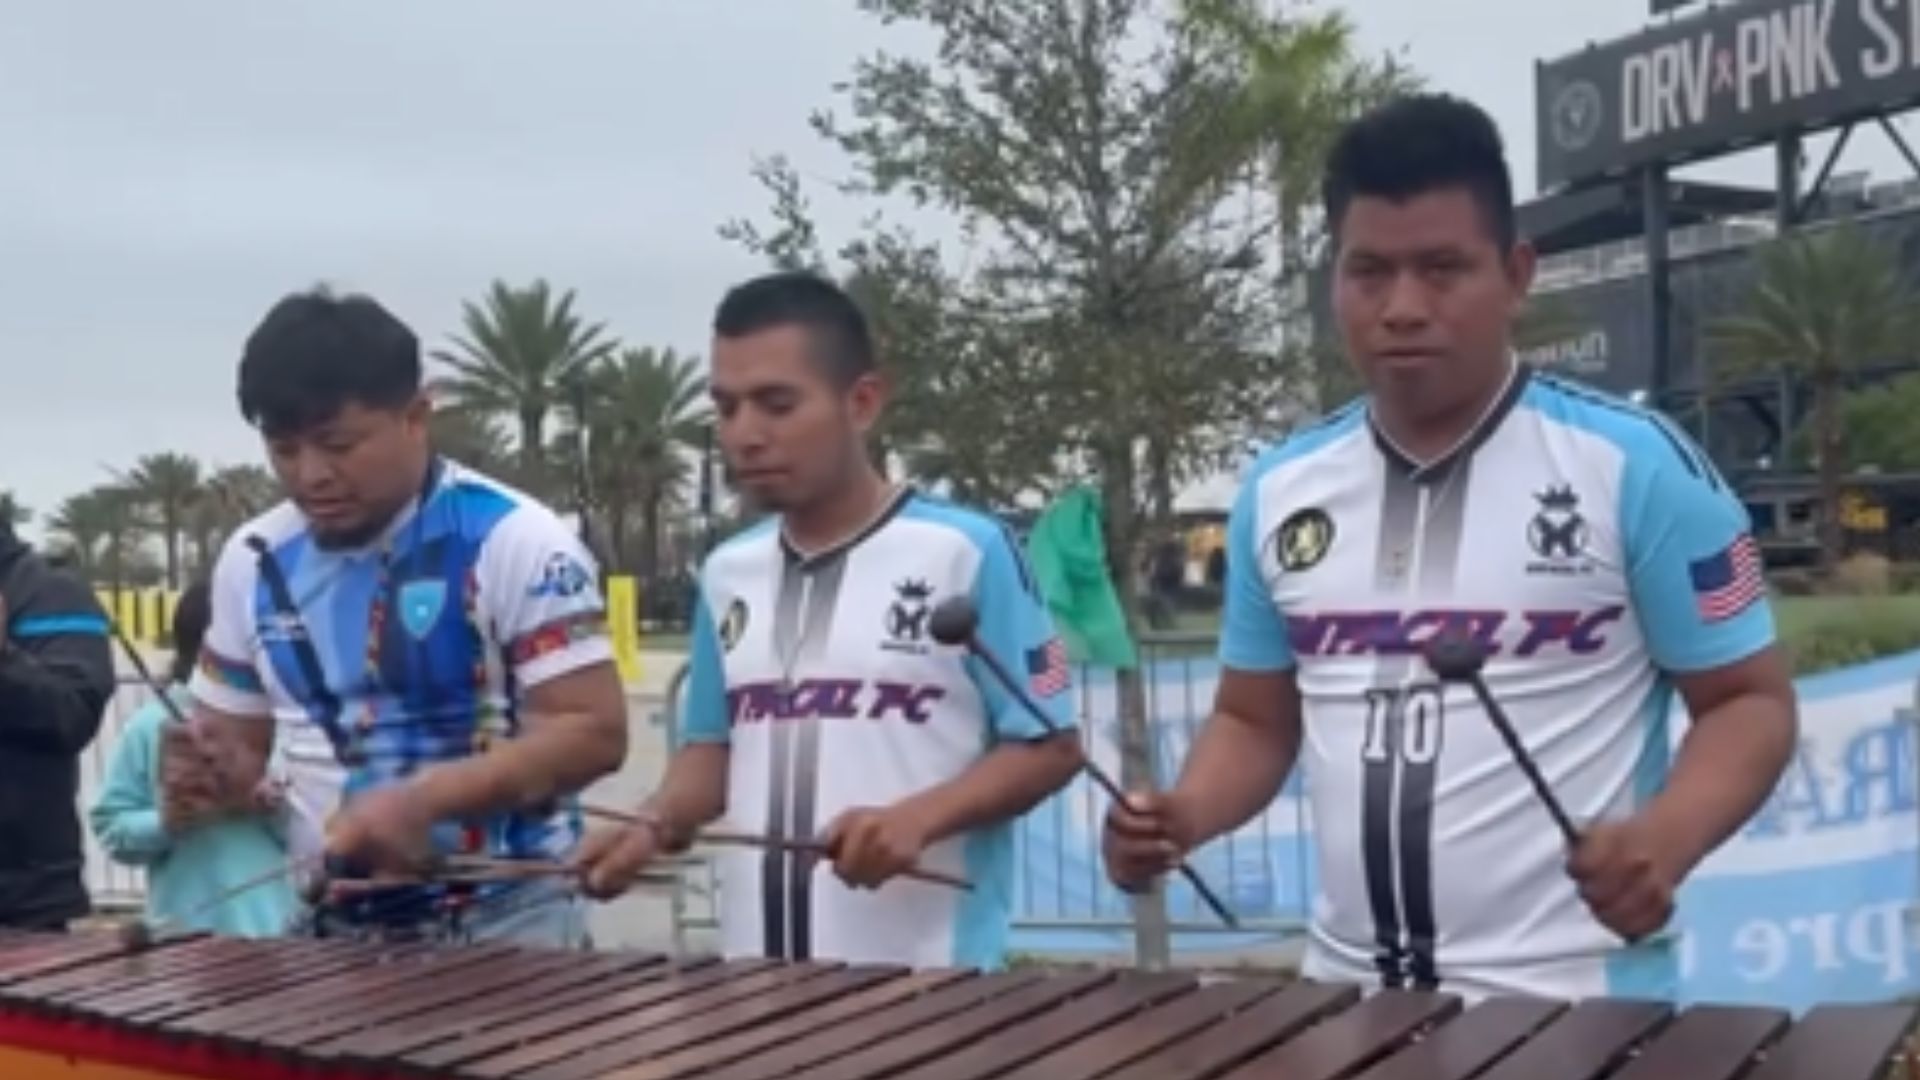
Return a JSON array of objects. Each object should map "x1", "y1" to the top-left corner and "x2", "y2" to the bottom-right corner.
[
  {"x1": 1652, "y1": 0, "x2": 1701, "y2": 14},
  {"x1": 1537, "y1": 0, "x2": 1920, "y2": 192}
]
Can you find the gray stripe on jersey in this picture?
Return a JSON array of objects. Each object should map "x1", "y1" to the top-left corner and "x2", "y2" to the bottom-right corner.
[
  {"x1": 1363, "y1": 464, "x2": 1420, "y2": 985},
  {"x1": 1363, "y1": 458, "x2": 1474, "y2": 990},
  {"x1": 1400, "y1": 458, "x2": 1473, "y2": 990},
  {"x1": 765, "y1": 562, "x2": 808, "y2": 958},
  {"x1": 786, "y1": 556, "x2": 846, "y2": 962}
]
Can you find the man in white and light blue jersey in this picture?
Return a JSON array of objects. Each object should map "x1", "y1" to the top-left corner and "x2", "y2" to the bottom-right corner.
[
  {"x1": 576, "y1": 272, "x2": 1081, "y2": 970},
  {"x1": 1103, "y1": 94, "x2": 1798, "y2": 1000},
  {"x1": 169, "y1": 288, "x2": 629, "y2": 945}
]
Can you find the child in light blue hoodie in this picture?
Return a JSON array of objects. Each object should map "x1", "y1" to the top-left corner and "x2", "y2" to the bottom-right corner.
[{"x1": 89, "y1": 581, "x2": 295, "y2": 938}]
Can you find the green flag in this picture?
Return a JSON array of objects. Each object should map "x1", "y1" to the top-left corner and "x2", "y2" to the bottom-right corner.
[{"x1": 1023, "y1": 484, "x2": 1138, "y2": 669}]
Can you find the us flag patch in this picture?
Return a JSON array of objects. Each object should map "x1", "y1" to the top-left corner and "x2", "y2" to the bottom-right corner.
[
  {"x1": 1689, "y1": 533, "x2": 1765, "y2": 623},
  {"x1": 1026, "y1": 637, "x2": 1070, "y2": 696}
]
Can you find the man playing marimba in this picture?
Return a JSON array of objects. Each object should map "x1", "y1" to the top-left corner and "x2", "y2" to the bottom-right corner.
[
  {"x1": 1103, "y1": 94, "x2": 1799, "y2": 1000},
  {"x1": 575, "y1": 271, "x2": 1082, "y2": 970},
  {"x1": 168, "y1": 287, "x2": 629, "y2": 946}
]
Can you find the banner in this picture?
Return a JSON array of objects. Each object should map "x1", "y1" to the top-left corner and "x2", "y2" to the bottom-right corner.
[{"x1": 1012, "y1": 649, "x2": 1920, "y2": 1011}]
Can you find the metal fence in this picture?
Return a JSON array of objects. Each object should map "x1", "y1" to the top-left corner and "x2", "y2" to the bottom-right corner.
[
  {"x1": 660, "y1": 636, "x2": 1313, "y2": 955},
  {"x1": 76, "y1": 678, "x2": 161, "y2": 914},
  {"x1": 80, "y1": 639, "x2": 1314, "y2": 955}
]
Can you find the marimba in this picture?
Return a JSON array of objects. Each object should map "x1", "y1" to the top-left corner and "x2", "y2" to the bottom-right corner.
[{"x1": 0, "y1": 929, "x2": 1913, "y2": 1080}]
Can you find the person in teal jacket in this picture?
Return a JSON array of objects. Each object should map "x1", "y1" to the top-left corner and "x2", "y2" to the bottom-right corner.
[{"x1": 89, "y1": 582, "x2": 296, "y2": 938}]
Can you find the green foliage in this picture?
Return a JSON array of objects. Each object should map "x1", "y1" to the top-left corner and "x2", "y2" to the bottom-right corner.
[
  {"x1": 1708, "y1": 224, "x2": 1920, "y2": 571},
  {"x1": 430, "y1": 279, "x2": 617, "y2": 487},
  {"x1": 117, "y1": 452, "x2": 203, "y2": 589},
  {"x1": 0, "y1": 491, "x2": 26, "y2": 529},
  {"x1": 1776, "y1": 593, "x2": 1920, "y2": 675}
]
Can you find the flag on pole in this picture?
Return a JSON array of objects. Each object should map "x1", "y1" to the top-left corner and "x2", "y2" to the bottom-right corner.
[{"x1": 1022, "y1": 485, "x2": 1138, "y2": 669}]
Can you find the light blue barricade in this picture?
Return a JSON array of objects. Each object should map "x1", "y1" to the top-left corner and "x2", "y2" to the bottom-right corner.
[{"x1": 1009, "y1": 648, "x2": 1920, "y2": 1012}]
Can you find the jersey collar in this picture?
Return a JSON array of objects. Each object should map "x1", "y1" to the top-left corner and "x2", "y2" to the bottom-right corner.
[
  {"x1": 1368, "y1": 358, "x2": 1530, "y2": 485},
  {"x1": 779, "y1": 484, "x2": 916, "y2": 572}
]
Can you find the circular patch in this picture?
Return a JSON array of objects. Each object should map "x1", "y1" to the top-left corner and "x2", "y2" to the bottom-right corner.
[
  {"x1": 718, "y1": 598, "x2": 748, "y2": 652},
  {"x1": 1273, "y1": 508, "x2": 1335, "y2": 573}
]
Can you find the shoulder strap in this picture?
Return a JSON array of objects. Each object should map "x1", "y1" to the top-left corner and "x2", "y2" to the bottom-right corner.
[{"x1": 244, "y1": 534, "x2": 359, "y2": 767}]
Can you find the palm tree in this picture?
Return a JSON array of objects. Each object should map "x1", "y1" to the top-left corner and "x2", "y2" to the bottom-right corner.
[
  {"x1": 1180, "y1": 0, "x2": 1420, "y2": 274},
  {"x1": 47, "y1": 493, "x2": 110, "y2": 574},
  {"x1": 193, "y1": 464, "x2": 281, "y2": 573},
  {"x1": 1707, "y1": 223, "x2": 1920, "y2": 572},
  {"x1": 571, "y1": 348, "x2": 710, "y2": 579},
  {"x1": 430, "y1": 280, "x2": 617, "y2": 493},
  {"x1": 120, "y1": 452, "x2": 204, "y2": 589},
  {"x1": 428, "y1": 404, "x2": 517, "y2": 481},
  {"x1": 48, "y1": 485, "x2": 145, "y2": 587}
]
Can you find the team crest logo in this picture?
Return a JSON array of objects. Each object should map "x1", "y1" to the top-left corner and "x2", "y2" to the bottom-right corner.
[
  {"x1": 1272, "y1": 508, "x2": 1334, "y2": 573},
  {"x1": 884, "y1": 579, "x2": 935, "y2": 655},
  {"x1": 398, "y1": 579, "x2": 448, "y2": 640},
  {"x1": 1551, "y1": 80, "x2": 1603, "y2": 152},
  {"x1": 718, "y1": 598, "x2": 748, "y2": 653},
  {"x1": 1527, "y1": 485, "x2": 1590, "y2": 561}
]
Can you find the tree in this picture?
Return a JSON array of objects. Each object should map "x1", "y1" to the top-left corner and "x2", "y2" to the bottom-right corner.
[
  {"x1": 49, "y1": 485, "x2": 145, "y2": 588},
  {"x1": 120, "y1": 452, "x2": 203, "y2": 589},
  {"x1": 428, "y1": 404, "x2": 518, "y2": 481},
  {"x1": 1708, "y1": 223, "x2": 1920, "y2": 572},
  {"x1": 431, "y1": 280, "x2": 617, "y2": 492},
  {"x1": 0, "y1": 491, "x2": 27, "y2": 529},
  {"x1": 1826, "y1": 373, "x2": 1920, "y2": 472},
  {"x1": 728, "y1": 0, "x2": 1402, "y2": 965},
  {"x1": 575, "y1": 347, "x2": 710, "y2": 581}
]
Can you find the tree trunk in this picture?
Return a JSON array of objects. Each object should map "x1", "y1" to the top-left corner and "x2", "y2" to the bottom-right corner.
[
  {"x1": 1815, "y1": 372, "x2": 1845, "y2": 575},
  {"x1": 163, "y1": 511, "x2": 182, "y2": 590},
  {"x1": 642, "y1": 487, "x2": 666, "y2": 586},
  {"x1": 518, "y1": 409, "x2": 545, "y2": 494},
  {"x1": 1097, "y1": 437, "x2": 1169, "y2": 970}
]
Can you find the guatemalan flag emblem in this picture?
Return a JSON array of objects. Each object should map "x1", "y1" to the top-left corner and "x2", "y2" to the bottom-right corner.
[{"x1": 398, "y1": 578, "x2": 448, "y2": 640}]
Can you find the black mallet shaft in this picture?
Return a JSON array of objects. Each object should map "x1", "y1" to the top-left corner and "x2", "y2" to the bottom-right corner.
[
  {"x1": 929, "y1": 596, "x2": 1239, "y2": 929},
  {"x1": 1422, "y1": 630, "x2": 1581, "y2": 847}
]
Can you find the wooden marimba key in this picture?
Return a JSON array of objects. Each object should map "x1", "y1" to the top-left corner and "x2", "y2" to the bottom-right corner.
[{"x1": 0, "y1": 928, "x2": 1914, "y2": 1079}]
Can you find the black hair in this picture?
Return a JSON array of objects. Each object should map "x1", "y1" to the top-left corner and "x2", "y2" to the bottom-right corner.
[
  {"x1": 169, "y1": 580, "x2": 213, "y2": 685},
  {"x1": 237, "y1": 286, "x2": 422, "y2": 437},
  {"x1": 712, "y1": 271, "x2": 875, "y2": 386},
  {"x1": 1322, "y1": 93, "x2": 1517, "y2": 251}
]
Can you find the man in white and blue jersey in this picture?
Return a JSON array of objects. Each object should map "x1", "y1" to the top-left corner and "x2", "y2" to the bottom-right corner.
[
  {"x1": 1104, "y1": 94, "x2": 1798, "y2": 1001},
  {"x1": 170, "y1": 288, "x2": 629, "y2": 945},
  {"x1": 576, "y1": 272, "x2": 1081, "y2": 970}
]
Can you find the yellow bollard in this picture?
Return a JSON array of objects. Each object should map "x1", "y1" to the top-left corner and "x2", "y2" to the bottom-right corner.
[{"x1": 606, "y1": 575, "x2": 642, "y2": 686}]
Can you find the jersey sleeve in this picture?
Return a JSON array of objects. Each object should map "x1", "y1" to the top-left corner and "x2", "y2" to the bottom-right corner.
[
  {"x1": 967, "y1": 526, "x2": 1075, "y2": 742},
  {"x1": 188, "y1": 533, "x2": 273, "y2": 717},
  {"x1": 1218, "y1": 468, "x2": 1295, "y2": 673},
  {"x1": 479, "y1": 507, "x2": 616, "y2": 688},
  {"x1": 677, "y1": 576, "x2": 730, "y2": 746},
  {"x1": 1622, "y1": 440, "x2": 1776, "y2": 673}
]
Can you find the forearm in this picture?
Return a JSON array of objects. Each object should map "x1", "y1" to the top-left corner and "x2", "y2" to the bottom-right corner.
[
  {"x1": 95, "y1": 808, "x2": 171, "y2": 865},
  {"x1": 898, "y1": 733, "x2": 1081, "y2": 845},
  {"x1": 1173, "y1": 710, "x2": 1299, "y2": 847},
  {"x1": 1643, "y1": 693, "x2": 1796, "y2": 878},
  {"x1": 640, "y1": 744, "x2": 731, "y2": 847},
  {"x1": 412, "y1": 714, "x2": 625, "y2": 821}
]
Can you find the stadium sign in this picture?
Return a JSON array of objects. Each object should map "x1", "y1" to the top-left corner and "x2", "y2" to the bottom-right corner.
[{"x1": 1538, "y1": 0, "x2": 1920, "y2": 191}]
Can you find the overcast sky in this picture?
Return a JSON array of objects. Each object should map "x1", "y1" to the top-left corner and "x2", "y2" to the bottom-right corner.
[{"x1": 4, "y1": 1, "x2": 1911, "y2": 538}]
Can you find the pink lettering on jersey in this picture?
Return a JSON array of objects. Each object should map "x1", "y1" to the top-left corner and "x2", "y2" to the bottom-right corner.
[
  {"x1": 727, "y1": 678, "x2": 948, "y2": 726},
  {"x1": 1287, "y1": 606, "x2": 1625, "y2": 659}
]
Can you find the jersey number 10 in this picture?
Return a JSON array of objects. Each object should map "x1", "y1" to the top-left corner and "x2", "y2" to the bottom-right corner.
[{"x1": 1361, "y1": 684, "x2": 1446, "y2": 765}]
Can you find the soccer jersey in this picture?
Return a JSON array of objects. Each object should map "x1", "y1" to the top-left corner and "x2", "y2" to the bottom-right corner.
[
  {"x1": 1220, "y1": 364, "x2": 1774, "y2": 1000},
  {"x1": 680, "y1": 488, "x2": 1074, "y2": 971},
  {"x1": 188, "y1": 458, "x2": 615, "y2": 908}
]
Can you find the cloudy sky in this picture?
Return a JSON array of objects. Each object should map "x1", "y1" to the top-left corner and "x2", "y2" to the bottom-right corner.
[{"x1": 2, "y1": 1, "x2": 1907, "y2": 538}]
